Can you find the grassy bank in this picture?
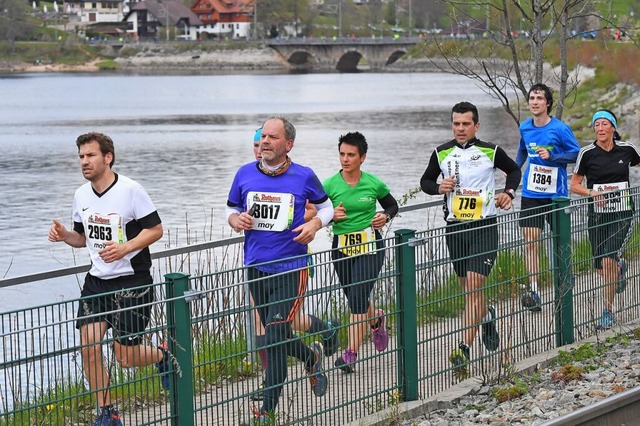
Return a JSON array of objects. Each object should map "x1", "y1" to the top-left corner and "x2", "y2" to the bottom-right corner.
[
  {"x1": 0, "y1": 40, "x2": 103, "y2": 66},
  {"x1": 0, "y1": 39, "x2": 264, "y2": 67}
]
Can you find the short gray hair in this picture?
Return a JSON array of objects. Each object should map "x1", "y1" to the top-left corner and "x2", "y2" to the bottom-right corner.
[{"x1": 265, "y1": 115, "x2": 296, "y2": 142}]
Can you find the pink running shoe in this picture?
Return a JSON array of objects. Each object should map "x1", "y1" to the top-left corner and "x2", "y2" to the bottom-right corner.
[
  {"x1": 371, "y1": 309, "x2": 388, "y2": 352},
  {"x1": 335, "y1": 348, "x2": 357, "y2": 374}
]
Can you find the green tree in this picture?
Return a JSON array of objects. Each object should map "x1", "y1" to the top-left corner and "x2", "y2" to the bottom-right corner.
[
  {"x1": 384, "y1": 1, "x2": 396, "y2": 28},
  {"x1": 361, "y1": 0, "x2": 385, "y2": 30},
  {"x1": 413, "y1": 1, "x2": 447, "y2": 30},
  {"x1": 0, "y1": 0, "x2": 33, "y2": 45},
  {"x1": 258, "y1": 0, "x2": 313, "y2": 37}
]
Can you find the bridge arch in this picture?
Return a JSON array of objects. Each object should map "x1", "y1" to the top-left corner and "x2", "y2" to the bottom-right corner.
[
  {"x1": 267, "y1": 37, "x2": 421, "y2": 72},
  {"x1": 285, "y1": 50, "x2": 318, "y2": 69},
  {"x1": 386, "y1": 49, "x2": 408, "y2": 66},
  {"x1": 336, "y1": 51, "x2": 363, "y2": 73}
]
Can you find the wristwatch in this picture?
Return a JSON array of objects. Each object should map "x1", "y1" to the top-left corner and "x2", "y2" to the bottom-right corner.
[
  {"x1": 385, "y1": 213, "x2": 392, "y2": 223},
  {"x1": 505, "y1": 189, "x2": 516, "y2": 200}
]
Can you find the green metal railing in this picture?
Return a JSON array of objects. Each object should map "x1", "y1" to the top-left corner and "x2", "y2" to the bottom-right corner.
[{"x1": 1, "y1": 192, "x2": 639, "y2": 425}]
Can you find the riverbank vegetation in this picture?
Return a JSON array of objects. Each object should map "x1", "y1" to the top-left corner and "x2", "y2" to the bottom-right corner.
[{"x1": 412, "y1": 34, "x2": 639, "y2": 141}]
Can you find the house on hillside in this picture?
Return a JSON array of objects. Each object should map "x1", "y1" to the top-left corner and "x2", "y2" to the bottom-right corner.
[
  {"x1": 64, "y1": 0, "x2": 124, "y2": 23},
  {"x1": 190, "y1": 0, "x2": 254, "y2": 39},
  {"x1": 125, "y1": 0, "x2": 203, "y2": 40}
]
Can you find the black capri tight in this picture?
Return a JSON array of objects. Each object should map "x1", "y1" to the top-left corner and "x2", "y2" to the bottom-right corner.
[
  {"x1": 332, "y1": 233, "x2": 385, "y2": 314},
  {"x1": 588, "y1": 211, "x2": 633, "y2": 269}
]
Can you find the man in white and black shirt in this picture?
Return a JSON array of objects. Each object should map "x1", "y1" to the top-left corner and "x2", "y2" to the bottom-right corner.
[
  {"x1": 49, "y1": 132, "x2": 168, "y2": 426},
  {"x1": 420, "y1": 102, "x2": 521, "y2": 376}
]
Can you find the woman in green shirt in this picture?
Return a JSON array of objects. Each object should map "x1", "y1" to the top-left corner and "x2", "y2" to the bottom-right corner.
[{"x1": 323, "y1": 131, "x2": 398, "y2": 373}]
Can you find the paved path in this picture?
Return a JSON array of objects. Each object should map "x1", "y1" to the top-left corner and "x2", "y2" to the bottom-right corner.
[{"x1": 125, "y1": 260, "x2": 636, "y2": 425}]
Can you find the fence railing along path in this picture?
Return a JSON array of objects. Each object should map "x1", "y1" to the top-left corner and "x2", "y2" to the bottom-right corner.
[
  {"x1": 1, "y1": 194, "x2": 640, "y2": 425},
  {"x1": 124, "y1": 256, "x2": 635, "y2": 425}
]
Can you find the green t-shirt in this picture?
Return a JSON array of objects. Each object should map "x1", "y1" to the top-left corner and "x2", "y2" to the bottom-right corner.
[{"x1": 323, "y1": 170, "x2": 390, "y2": 235}]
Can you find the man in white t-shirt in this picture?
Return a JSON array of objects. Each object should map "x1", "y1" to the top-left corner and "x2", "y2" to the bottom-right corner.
[{"x1": 49, "y1": 132, "x2": 167, "y2": 426}]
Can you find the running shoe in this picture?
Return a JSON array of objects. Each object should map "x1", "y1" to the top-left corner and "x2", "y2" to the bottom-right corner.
[
  {"x1": 155, "y1": 341, "x2": 170, "y2": 390},
  {"x1": 521, "y1": 290, "x2": 542, "y2": 312},
  {"x1": 371, "y1": 309, "x2": 389, "y2": 352},
  {"x1": 481, "y1": 305, "x2": 500, "y2": 351},
  {"x1": 596, "y1": 309, "x2": 616, "y2": 330},
  {"x1": 93, "y1": 407, "x2": 123, "y2": 426},
  {"x1": 449, "y1": 343, "x2": 470, "y2": 374},
  {"x1": 323, "y1": 317, "x2": 341, "y2": 357},
  {"x1": 250, "y1": 405, "x2": 271, "y2": 425},
  {"x1": 616, "y1": 258, "x2": 628, "y2": 294},
  {"x1": 253, "y1": 414, "x2": 270, "y2": 425},
  {"x1": 306, "y1": 342, "x2": 328, "y2": 397},
  {"x1": 335, "y1": 348, "x2": 357, "y2": 374},
  {"x1": 250, "y1": 379, "x2": 265, "y2": 401}
]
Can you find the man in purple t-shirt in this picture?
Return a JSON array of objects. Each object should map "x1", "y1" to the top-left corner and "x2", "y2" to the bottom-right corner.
[{"x1": 226, "y1": 116, "x2": 334, "y2": 422}]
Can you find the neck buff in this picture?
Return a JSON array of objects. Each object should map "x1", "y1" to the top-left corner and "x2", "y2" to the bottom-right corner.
[{"x1": 259, "y1": 156, "x2": 291, "y2": 177}]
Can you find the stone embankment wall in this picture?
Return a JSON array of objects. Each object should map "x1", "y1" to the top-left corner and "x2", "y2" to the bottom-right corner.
[{"x1": 114, "y1": 46, "x2": 287, "y2": 73}]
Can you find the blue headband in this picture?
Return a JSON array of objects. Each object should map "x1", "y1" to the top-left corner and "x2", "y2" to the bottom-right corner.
[
  {"x1": 253, "y1": 128, "x2": 262, "y2": 142},
  {"x1": 591, "y1": 111, "x2": 617, "y2": 129}
]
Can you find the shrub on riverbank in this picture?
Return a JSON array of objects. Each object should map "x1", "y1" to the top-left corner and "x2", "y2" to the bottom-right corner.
[
  {"x1": 96, "y1": 59, "x2": 117, "y2": 70},
  {"x1": 0, "y1": 40, "x2": 102, "y2": 66},
  {"x1": 415, "y1": 36, "x2": 640, "y2": 141},
  {"x1": 417, "y1": 37, "x2": 640, "y2": 85}
]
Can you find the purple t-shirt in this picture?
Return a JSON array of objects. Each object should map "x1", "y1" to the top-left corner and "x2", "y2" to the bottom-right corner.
[{"x1": 227, "y1": 162, "x2": 327, "y2": 273}]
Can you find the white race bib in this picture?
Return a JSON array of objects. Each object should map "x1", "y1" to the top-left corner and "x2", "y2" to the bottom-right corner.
[
  {"x1": 527, "y1": 165, "x2": 558, "y2": 193},
  {"x1": 84, "y1": 212, "x2": 124, "y2": 250},
  {"x1": 593, "y1": 181, "x2": 631, "y2": 213},
  {"x1": 247, "y1": 191, "x2": 294, "y2": 232}
]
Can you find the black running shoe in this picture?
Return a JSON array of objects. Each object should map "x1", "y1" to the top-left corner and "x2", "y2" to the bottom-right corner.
[
  {"x1": 306, "y1": 342, "x2": 328, "y2": 397},
  {"x1": 250, "y1": 379, "x2": 265, "y2": 401},
  {"x1": 481, "y1": 305, "x2": 500, "y2": 351},
  {"x1": 323, "y1": 317, "x2": 340, "y2": 357},
  {"x1": 449, "y1": 343, "x2": 470, "y2": 375}
]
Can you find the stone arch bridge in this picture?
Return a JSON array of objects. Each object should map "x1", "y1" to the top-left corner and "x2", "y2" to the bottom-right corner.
[{"x1": 266, "y1": 36, "x2": 422, "y2": 72}]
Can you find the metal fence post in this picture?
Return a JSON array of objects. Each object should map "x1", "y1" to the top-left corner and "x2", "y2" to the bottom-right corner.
[
  {"x1": 551, "y1": 197, "x2": 574, "y2": 347},
  {"x1": 164, "y1": 272, "x2": 195, "y2": 426},
  {"x1": 394, "y1": 229, "x2": 418, "y2": 401},
  {"x1": 244, "y1": 277, "x2": 257, "y2": 361}
]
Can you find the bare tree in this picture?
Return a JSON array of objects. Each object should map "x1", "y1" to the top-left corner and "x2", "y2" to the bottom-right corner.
[{"x1": 427, "y1": 0, "x2": 634, "y2": 124}]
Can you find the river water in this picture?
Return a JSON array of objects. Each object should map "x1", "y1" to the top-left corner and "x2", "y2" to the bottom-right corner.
[{"x1": 0, "y1": 71, "x2": 520, "y2": 310}]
